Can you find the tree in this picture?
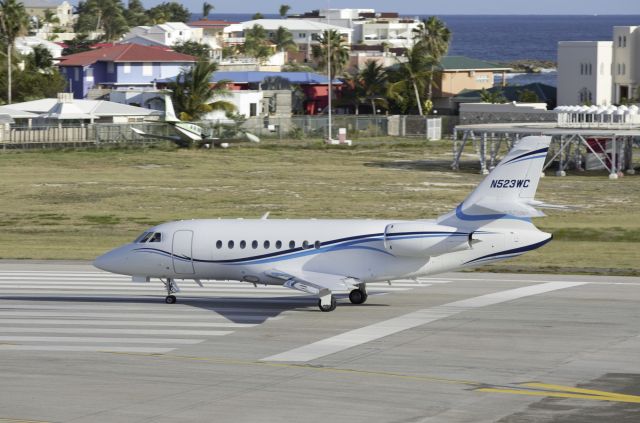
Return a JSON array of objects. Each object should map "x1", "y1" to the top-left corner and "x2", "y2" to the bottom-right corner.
[
  {"x1": 25, "y1": 45, "x2": 54, "y2": 72},
  {"x1": 480, "y1": 88, "x2": 506, "y2": 104},
  {"x1": 388, "y1": 46, "x2": 435, "y2": 115},
  {"x1": 169, "y1": 59, "x2": 235, "y2": 121},
  {"x1": 359, "y1": 60, "x2": 388, "y2": 115},
  {"x1": 517, "y1": 89, "x2": 539, "y2": 103},
  {"x1": 0, "y1": 66, "x2": 66, "y2": 103},
  {"x1": 412, "y1": 16, "x2": 451, "y2": 102},
  {"x1": 202, "y1": 2, "x2": 213, "y2": 20},
  {"x1": 311, "y1": 30, "x2": 349, "y2": 79},
  {"x1": 0, "y1": 0, "x2": 29, "y2": 104},
  {"x1": 337, "y1": 72, "x2": 366, "y2": 115},
  {"x1": 125, "y1": 0, "x2": 150, "y2": 26},
  {"x1": 149, "y1": 2, "x2": 191, "y2": 24},
  {"x1": 278, "y1": 4, "x2": 290, "y2": 18},
  {"x1": 252, "y1": 12, "x2": 264, "y2": 20},
  {"x1": 243, "y1": 24, "x2": 271, "y2": 62},
  {"x1": 75, "y1": 0, "x2": 129, "y2": 41},
  {"x1": 173, "y1": 40, "x2": 211, "y2": 60},
  {"x1": 62, "y1": 33, "x2": 93, "y2": 55},
  {"x1": 272, "y1": 26, "x2": 297, "y2": 53}
]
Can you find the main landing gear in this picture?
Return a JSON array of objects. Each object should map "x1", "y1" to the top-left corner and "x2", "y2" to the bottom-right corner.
[
  {"x1": 162, "y1": 278, "x2": 179, "y2": 304},
  {"x1": 349, "y1": 284, "x2": 368, "y2": 305},
  {"x1": 318, "y1": 294, "x2": 337, "y2": 312}
]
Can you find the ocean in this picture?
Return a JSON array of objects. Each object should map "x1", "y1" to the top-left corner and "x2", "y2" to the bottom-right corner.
[{"x1": 199, "y1": 14, "x2": 640, "y2": 87}]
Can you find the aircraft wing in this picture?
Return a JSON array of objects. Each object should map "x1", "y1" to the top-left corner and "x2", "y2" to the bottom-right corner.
[
  {"x1": 131, "y1": 127, "x2": 183, "y2": 143},
  {"x1": 264, "y1": 269, "x2": 360, "y2": 296},
  {"x1": 206, "y1": 132, "x2": 261, "y2": 147}
]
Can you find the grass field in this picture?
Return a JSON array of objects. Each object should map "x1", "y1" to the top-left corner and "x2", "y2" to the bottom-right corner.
[{"x1": 1, "y1": 138, "x2": 639, "y2": 275}]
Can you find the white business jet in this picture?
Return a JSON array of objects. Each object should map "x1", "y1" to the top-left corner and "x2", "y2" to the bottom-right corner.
[{"x1": 95, "y1": 136, "x2": 554, "y2": 312}]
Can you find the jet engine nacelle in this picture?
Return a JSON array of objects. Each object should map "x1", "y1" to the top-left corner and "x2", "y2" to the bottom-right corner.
[{"x1": 383, "y1": 223, "x2": 471, "y2": 257}]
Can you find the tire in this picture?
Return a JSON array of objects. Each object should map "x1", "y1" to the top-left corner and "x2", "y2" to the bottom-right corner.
[
  {"x1": 318, "y1": 296, "x2": 337, "y2": 312},
  {"x1": 349, "y1": 289, "x2": 367, "y2": 304},
  {"x1": 165, "y1": 295, "x2": 177, "y2": 304}
]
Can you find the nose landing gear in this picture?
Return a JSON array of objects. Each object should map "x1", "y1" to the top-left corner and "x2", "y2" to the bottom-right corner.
[{"x1": 161, "y1": 278, "x2": 180, "y2": 304}]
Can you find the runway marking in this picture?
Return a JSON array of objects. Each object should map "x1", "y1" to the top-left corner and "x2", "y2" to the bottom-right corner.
[
  {"x1": 102, "y1": 351, "x2": 640, "y2": 404},
  {"x1": 0, "y1": 327, "x2": 232, "y2": 336},
  {"x1": 263, "y1": 281, "x2": 587, "y2": 362},
  {"x1": 0, "y1": 336, "x2": 203, "y2": 344},
  {"x1": 477, "y1": 382, "x2": 640, "y2": 403},
  {"x1": 0, "y1": 311, "x2": 281, "y2": 320},
  {"x1": 0, "y1": 345, "x2": 175, "y2": 353},
  {"x1": 0, "y1": 318, "x2": 254, "y2": 328}
]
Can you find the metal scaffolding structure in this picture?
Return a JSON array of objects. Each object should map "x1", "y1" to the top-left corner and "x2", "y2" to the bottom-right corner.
[{"x1": 452, "y1": 123, "x2": 640, "y2": 179}]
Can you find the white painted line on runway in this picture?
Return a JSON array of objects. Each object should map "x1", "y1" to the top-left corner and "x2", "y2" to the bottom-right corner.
[
  {"x1": 0, "y1": 336, "x2": 203, "y2": 344},
  {"x1": 0, "y1": 304, "x2": 291, "y2": 313},
  {"x1": 262, "y1": 282, "x2": 587, "y2": 362},
  {"x1": 0, "y1": 327, "x2": 233, "y2": 336},
  {"x1": 0, "y1": 319, "x2": 255, "y2": 328},
  {"x1": 0, "y1": 345, "x2": 175, "y2": 353},
  {"x1": 0, "y1": 311, "x2": 280, "y2": 320}
]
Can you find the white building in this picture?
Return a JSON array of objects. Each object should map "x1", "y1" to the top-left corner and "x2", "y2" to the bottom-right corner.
[
  {"x1": 121, "y1": 23, "x2": 204, "y2": 47},
  {"x1": 23, "y1": 0, "x2": 74, "y2": 27},
  {"x1": 613, "y1": 26, "x2": 639, "y2": 103},
  {"x1": 204, "y1": 91, "x2": 264, "y2": 121},
  {"x1": 293, "y1": 9, "x2": 420, "y2": 49},
  {"x1": 224, "y1": 19, "x2": 352, "y2": 58},
  {"x1": 14, "y1": 36, "x2": 64, "y2": 59},
  {"x1": 557, "y1": 41, "x2": 613, "y2": 106}
]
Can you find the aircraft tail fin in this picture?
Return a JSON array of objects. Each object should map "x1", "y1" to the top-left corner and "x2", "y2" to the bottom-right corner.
[
  {"x1": 164, "y1": 95, "x2": 180, "y2": 122},
  {"x1": 438, "y1": 136, "x2": 551, "y2": 226}
]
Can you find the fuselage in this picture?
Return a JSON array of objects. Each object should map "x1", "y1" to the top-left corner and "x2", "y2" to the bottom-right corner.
[{"x1": 94, "y1": 218, "x2": 552, "y2": 285}]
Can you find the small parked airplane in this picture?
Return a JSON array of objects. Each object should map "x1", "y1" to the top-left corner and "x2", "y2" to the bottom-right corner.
[
  {"x1": 131, "y1": 95, "x2": 260, "y2": 148},
  {"x1": 95, "y1": 136, "x2": 554, "y2": 312}
]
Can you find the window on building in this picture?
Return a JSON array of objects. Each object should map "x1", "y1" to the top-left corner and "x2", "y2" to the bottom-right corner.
[
  {"x1": 618, "y1": 36, "x2": 622, "y2": 47},
  {"x1": 142, "y1": 63, "x2": 152, "y2": 77},
  {"x1": 74, "y1": 67, "x2": 79, "y2": 81},
  {"x1": 589, "y1": 63, "x2": 592, "y2": 75},
  {"x1": 123, "y1": 62, "x2": 131, "y2": 74},
  {"x1": 623, "y1": 63, "x2": 626, "y2": 75},
  {"x1": 107, "y1": 62, "x2": 114, "y2": 73},
  {"x1": 249, "y1": 103, "x2": 257, "y2": 116},
  {"x1": 298, "y1": 33, "x2": 305, "y2": 38},
  {"x1": 623, "y1": 36, "x2": 627, "y2": 47},
  {"x1": 580, "y1": 63, "x2": 584, "y2": 75}
]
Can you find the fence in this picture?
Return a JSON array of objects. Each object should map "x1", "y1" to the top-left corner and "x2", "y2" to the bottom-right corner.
[{"x1": 0, "y1": 115, "x2": 452, "y2": 149}]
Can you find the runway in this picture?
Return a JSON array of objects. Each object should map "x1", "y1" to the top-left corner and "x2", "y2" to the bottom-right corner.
[{"x1": 1, "y1": 261, "x2": 639, "y2": 422}]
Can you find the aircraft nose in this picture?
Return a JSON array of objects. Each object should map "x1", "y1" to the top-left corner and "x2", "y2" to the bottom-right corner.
[{"x1": 93, "y1": 247, "x2": 129, "y2": 274}]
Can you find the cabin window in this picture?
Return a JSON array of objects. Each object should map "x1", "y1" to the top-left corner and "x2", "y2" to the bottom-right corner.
[
  {"x1": 264, "y1": 240, "x2": 270, "y2": 249},
  {"x1": 302, "y1": 240, "x2": 309, "y2": 249},
  {"x1": 149, "y1": 232, "x2": 162, "y2": 242},
  {"x1": 314, "y1": 241, "x2": 321, "y2": 249},
  {"x1": 289, "y1": 240, "x2": 295, "y2": 249},
  {"x1": 252, "y1": 240, "x2": 258, "y2": 249},
  {"x1": 240, "y1": 240, "x2": 246, "y2": 249},
  {"x1": 275, "y1": 240, "x2": 282, "y2": 249},
  {"x1": 216, "y1": 240, "x2": 222, "y2": 249},
  {"x1": 228, "y1": 240, "x2": 234, "y2": 249}
]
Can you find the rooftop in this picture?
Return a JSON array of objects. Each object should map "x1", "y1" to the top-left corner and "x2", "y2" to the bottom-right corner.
[
  {"x1": 226, "y1": 19, "x2": 352, "y2": 33},
  {"x1": 189, "y1": 19, "x2": 239, "y2": 28},
  {"x1": 439, "y1": 56, "x2": 511, "y2": 71},
  {"x1": 9, "y1": 98, "x2": 164, "y2": 118},
  {"x1": 156, "y1": 71, "x2": 343, "y2": 85},
  {"x1": 57, "y1": 44, "x2": 197, "y2": 67}
]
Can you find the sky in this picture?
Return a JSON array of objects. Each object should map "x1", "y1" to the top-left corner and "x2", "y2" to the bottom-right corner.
[{"x1": 139, "y1": 0, "x2": 640, "y2": 15}]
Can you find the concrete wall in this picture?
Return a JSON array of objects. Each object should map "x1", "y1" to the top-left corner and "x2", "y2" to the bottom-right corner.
[
  {"x1": 459, "y1": 102, "x2": 555, "y2": 125},
  {"x1": 558, "y1": 41, "x2": 613, "y2": 106}
]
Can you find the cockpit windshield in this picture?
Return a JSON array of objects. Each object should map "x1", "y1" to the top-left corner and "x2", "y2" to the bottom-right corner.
[{"x1": 134, "y1": 232, "x2": 162, "y2": 243}]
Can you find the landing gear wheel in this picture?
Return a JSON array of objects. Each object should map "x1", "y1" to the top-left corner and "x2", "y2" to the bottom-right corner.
[
  {"x1": 318, "y1": 296, "x2": 337, "y2": 312},
  {"x1": 165, "y1": 295, "x2": 177, "y2": 304},
  {"x1": 349, "y1": 289, "x2": 368, "y2": 305}
]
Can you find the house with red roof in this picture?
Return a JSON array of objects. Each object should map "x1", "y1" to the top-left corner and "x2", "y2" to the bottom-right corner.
[{"x1": 56, "y1": 44, "x2": 197, "y2": 99}]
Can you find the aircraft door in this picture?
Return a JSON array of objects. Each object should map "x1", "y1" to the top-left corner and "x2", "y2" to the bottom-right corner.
[{"x1": 172, "y1": 230, "x2": 195, "y2": 274}]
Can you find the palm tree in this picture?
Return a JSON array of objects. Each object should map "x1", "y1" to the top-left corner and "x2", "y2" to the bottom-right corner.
[
  {"x1": 272, "y1": 26, "x2": 297, "y2": 53},
  {"x1": 359, "y1": 60, "x2": 388, "y2": 115},
  {"x1": 337, "y1": 72, "x2": 366, "y2": 115},
  {"x1": 0, "y1": 0, "x2": 29, "y2": 104},
  {"x1": 311, "y1": 30, "x2": 349, "y2": 79},
  {"x1": 278, "y1": 4, "x2": 290, "y2": 18},
  {"x1": 412, "y1": 16, "x2": 451, "y2": 101},
  {"x1": 388, "y1": 46, "x2": 434, "y2": 116},
  {"x1": 244, "y1": 24, "x2": 271, "y2": 62},
  {"x1": 202, "y1": 2, "x2": 213, "y2": 20},
  {"x1": 169, "y1": 60, "x2": 235, "y2": 121}
]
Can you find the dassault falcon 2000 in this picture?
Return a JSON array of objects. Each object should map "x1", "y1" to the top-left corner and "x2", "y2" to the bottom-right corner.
[{"x1": 95, "y1": 136, "x2": 555, "y2": 312}]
